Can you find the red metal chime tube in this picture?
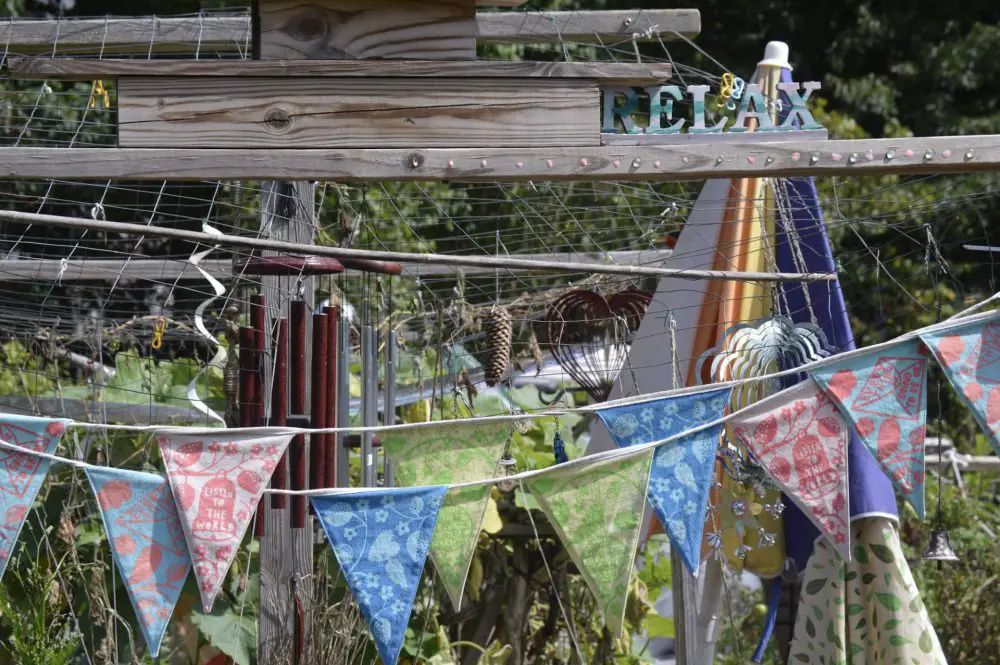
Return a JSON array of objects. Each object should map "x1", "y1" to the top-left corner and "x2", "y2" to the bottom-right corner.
[
  {"x1": 270, "y1": 317, "x2": 289, "y2": 509},
  {"x1": 250, "y1": 295, "x2": 269, "y2": 534},
  {"x1": 289, "y1": 301, "x2": 309, "y2": 527},
  {"x1": 309, "y1": 313, "x2": 329, "y2": 501},
  {"x1": 325, "y1": 305, "x2": 340, "y2": 488},
  {"x1": 239, "y1": 325, "x2": 264, "y2": 538}
]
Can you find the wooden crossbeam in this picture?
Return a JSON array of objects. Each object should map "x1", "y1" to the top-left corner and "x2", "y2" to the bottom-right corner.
[
  {"x1": 0, "y1": 250, "x2": 675, "y2": 281},
  {"x1": 0, "y1": 136, "x2": 990, "y2": 181},
  {"x1": 8, "y1": 57, "x2": 670, "y2": 83},
  {"x1": 0, "y1": 10, "x2": 700, "y2": 54}
]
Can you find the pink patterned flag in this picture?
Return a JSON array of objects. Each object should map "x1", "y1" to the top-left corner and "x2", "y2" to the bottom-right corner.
[
  {"x1": 0, "y1": 415, "x2": 70, "y2": 578},
  {"x1": 729, "y1": 379, "x2": 852, "y2": 558},
  {"x1": 157, "y1": 429, "x2": 293, "y2": 611}
]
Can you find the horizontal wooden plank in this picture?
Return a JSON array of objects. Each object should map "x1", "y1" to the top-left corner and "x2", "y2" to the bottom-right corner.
[
  {"x1": 475, "y1": 9, "x2": 700, "y2": 44},
  {"x1": 0, "y1": 11, "x2": 699, "y2": 54},
  {"x1": 0, "y1": 136, "x2": 990, "y2": 181},
  {"x1": 8, "y1": 57, "x2": 671, "y2": 84},
  {"x1": 0, "y1": 257, "x2": 231, "y2": 281},
  {"x1": 0, "y1": 250, "x2": 673, "y2": 282},
  {"x1": 0, "y1": 209, "x2": 838, "y2": 282},
  {"x1": 117, "y1": 77, "x2": 599, "y2": 148}
]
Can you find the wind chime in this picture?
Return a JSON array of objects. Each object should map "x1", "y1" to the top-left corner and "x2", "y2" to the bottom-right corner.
[{"x1": 230, "y1": 255, "x2": 347, "y2": 535}]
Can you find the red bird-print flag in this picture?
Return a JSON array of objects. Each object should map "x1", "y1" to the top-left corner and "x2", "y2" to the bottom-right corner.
[{"x1": 729, "y1": 379, "x2": 852, "y2": 559}]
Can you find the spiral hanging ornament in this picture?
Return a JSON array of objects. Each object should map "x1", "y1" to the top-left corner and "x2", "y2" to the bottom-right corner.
[{"x1": 484, "y1": 305, "x2": 513, "y2": 387}]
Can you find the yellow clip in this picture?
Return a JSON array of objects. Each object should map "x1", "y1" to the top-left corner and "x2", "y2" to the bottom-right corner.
[
  {"x1": 90, "y1": 80, "x2": 111, "y2": 110},
  {"x1": 716, "y1": 72, "x2": 735, "y2": 108},
  {"x1": 151, "y1": 317, "x2": 167, "y2": 350}
]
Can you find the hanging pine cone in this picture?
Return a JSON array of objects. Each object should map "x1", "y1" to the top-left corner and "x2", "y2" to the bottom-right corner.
[{"x1": 484, "y1": 305, "x2": 513, "y2": 387}]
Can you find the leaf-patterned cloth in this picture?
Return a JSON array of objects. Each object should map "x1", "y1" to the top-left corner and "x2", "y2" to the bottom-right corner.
[
  {"x1": 0, "y1": 415, "x2": 70, "y2": 578},
  {"x1": 789, "y1": 517, "x2": 946, "y2": 665},
  {"x1": 312, "y1": 486, "x2": 447, "y2": 665},
  {"x1": 812, "y1": 340, "x2": 929, "y2": 517},
  {"x1": 86, "y1": 467, "x2": 192, "y2": 657},
  {"x1": 921, "y1": 315, "x2": 1000, "y2": 456},
  {"x1": 525, "y1": 449, "x2": 653, "y2": 636},
  {"x1": 595, "y1": 388, "x2": 730, "y2": 573},
  {"x1": 381, "y1": 422, "x2": 509, "y2": 610}
]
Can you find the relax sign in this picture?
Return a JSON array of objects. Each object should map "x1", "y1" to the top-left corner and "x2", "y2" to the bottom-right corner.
[{"x1": 602, "y1": 82, "x2": 823, "y2": 135}]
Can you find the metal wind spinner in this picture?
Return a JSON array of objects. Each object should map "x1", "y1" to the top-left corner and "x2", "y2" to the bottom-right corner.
[{"x1": 697, "y1": 316, "x2": 835, "y2": 557}]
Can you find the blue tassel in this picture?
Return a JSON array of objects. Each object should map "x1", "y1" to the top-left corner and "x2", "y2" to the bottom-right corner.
[
  {"x1": 752, "y1": 578, "x2": 781, "y2": 663},
  {"x1": 553, "y1": 431, "x2": 569, "y2": 465}
]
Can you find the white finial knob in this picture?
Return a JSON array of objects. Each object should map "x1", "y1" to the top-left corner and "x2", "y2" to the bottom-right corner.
[{"x1": 757, "y1": 41, "x2": 792, "y2": 70}]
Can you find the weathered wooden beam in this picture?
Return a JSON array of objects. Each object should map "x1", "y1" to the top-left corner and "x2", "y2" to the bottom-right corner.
[
  {"x1": 116, "y1": 77, "x2": 599, "y2": 149},
  {"x1": 0, "y1": 250, "x2": 675, "y2": 281},
  {"x1": 0, "y1": 11, "x2": 699, "y2": 55},
  {"x1": 8, "y1": 57, "x2": 671, "y2": 83},
  {"x1": 0, "y1": 210, "x2": 836, "y2": 282},
  {"x1": 0, "y1": 257, "x2": 229, "y2": 282},
  {"x1": 474, "y1": 9, "x2": 700, "y2": 44},
  {"x1": 0, "y1": 136, "x2": 989, "y2": 181}
]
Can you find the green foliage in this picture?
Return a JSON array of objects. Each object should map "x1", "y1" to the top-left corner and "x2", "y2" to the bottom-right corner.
[{"x1": 0, "y1": 552, "x2": 78, "y2": 665}]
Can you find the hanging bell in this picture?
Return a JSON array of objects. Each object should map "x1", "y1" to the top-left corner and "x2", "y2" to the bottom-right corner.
[{"x1": 922, "y1": 529, "x2": 959, "y2": 562}]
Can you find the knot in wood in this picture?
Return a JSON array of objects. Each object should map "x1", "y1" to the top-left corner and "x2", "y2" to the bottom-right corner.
[
  {"x1": 263, "y1": 108, "x2": 293, "y2": 133},
  {"x1": 287, "y1": 10, "x2": 329, "y2": 42}
]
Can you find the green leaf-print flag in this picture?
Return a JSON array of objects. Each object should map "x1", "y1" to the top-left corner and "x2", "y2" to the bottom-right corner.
[
  {"x1": 524, "y1": 449, "x2": 653, "y2": 636},
  {"x1": 381, "y1": 422, "x2": 510, "y2": 610},
  {"x1": 312, "y1": 486, "x2": 447, "y2": 665}
]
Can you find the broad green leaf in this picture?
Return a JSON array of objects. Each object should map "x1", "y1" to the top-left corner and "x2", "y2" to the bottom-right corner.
[
  {"x1": 645, "y1": 613, "x2": 675, "y2": 639},
  {"x1": 876, "y1": 592, "x2": 902, "y2": 611},
  {"x1": 191, "y1": 608, "x2": 257, "y2": 665}
]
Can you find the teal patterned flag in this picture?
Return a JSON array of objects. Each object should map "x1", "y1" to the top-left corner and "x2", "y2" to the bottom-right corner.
[
  {"x1": 312, "y1": 486, "x2": 448, "y2": 665},
  {"x1": 595, "y1": 388, "x2": 730, "y2": 572},
  {"x1": 86, "y1": 467, "x2": 191, "y2": 657},
  {"x1": 0, "y1": 415, "x2": 71, "y2": 578},
  {"x1": 812, "y1": 340, "x2": 929, "y2": 517},
  {"x1": 921, "y1": 315, "x2": 1000, "y2": 456}
]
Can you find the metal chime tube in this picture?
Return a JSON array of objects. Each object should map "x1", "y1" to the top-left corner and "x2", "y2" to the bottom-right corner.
[
  {"x1": 324, "y1": 305, "x2": 340, "y2": 488},
  {"x1": 336, "y1": 311, "x2": 351, "y2": 487},
  {"x1": 361, "y1": 325, "x2": 377, "y2": 487},
  {"x1": 309, "y1": 312, "x2": 329, "y2": 505},
  {"x1": 270, "y1": 318, "x2": 289, "y2": 509},
  {"x1": 383, "y1": 329, "x2": 397, "y2": 486},
  {"x1": 250, "y1": 295, "x2": 268, "y2": 535},
  {"x1": 289, "y1": 301, "x2": 308, "y2": 527}
]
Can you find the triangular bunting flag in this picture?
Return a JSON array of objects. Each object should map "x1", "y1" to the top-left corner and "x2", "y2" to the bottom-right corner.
[
  {"x1": 812, "y1": 340, "x2": 929, "y2": 517},
  {"x1": 729, "y1": 379, "x2": 852, "y2": 558},
  {"x1": 312, "y1": 486, "x2": 447, "y2": 665},
  {"x1": 595, "y1": 388, "x2": 731, "y2": 573},
  {"x1": 157, "y1": 429, "x2": 293, "y2": 611},
  {"x1": 86, "y1": 467, "x2": 191, "y2": 657},
  {"x1": 921, "y1": 315, "x2": 1000, "y2": 455},
  {"x1": 0, "y1": 415, "x2": 70, "y2": 578},
  {"x1": 524, "y1": 450, "x2": 653, "y2": 636},
  {"x1": 381, "y1": 422, "x2": 509, "y2": 611}
]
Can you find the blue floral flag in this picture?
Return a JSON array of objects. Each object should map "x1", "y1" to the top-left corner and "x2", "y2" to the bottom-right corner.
[
  {"x1": 921, "y1": 315, "x2": 1000, "y2": 455},
  {"x1": 312, "y1": 486, "x2": 448, "y2": 665},
  {"x1": 811, "y1": 340, "x2": 929, "y2": 517},
  {"x1": 0, "y1": 414, "x2": 70, "y2": 578},
  {"x1": 85, "y1": 467, "x2": 192, "y2": 657},
  {"x1": 595, "y1": 388, "x2": 731, "y2": 573}
]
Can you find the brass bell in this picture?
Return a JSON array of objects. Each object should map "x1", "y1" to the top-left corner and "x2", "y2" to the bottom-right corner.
[{"x1": 922, "y1": 529, "x2": 959, "y2": 563}]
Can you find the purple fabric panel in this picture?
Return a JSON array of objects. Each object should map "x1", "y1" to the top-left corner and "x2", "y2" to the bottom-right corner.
[{"x1": 773, "y1": 69, "x2": 897, "y2": 572}]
